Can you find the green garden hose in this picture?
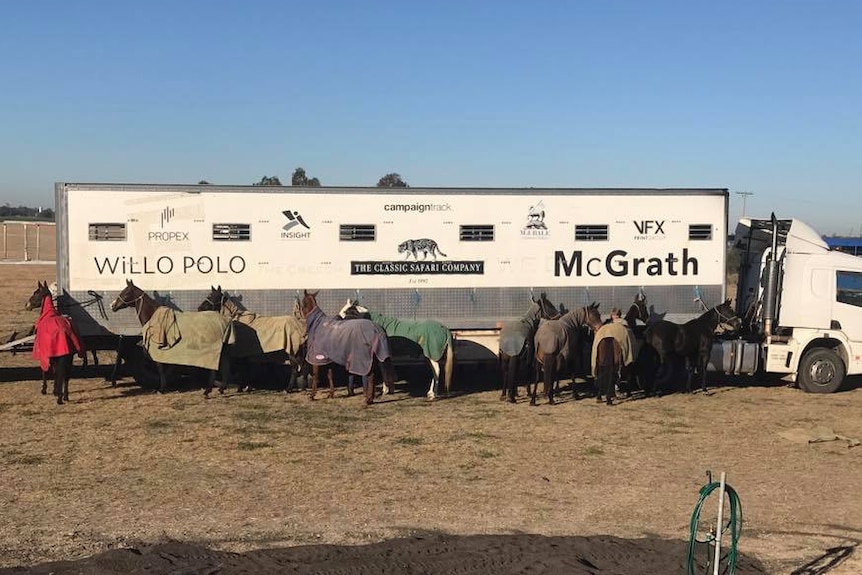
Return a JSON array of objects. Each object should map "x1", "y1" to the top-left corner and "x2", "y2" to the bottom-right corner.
[{"x1": 686, "y1": 474, "x2": 743, "y2": 575}]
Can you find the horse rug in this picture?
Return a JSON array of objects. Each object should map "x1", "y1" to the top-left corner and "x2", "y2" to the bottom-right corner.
[
  {"x1": 498, "y1": 303, "x2": 541, "y2": 357},
  {"x1": 142, "y1": 307, "x2": 234, "y2": 371},
  {"x1": 590, "y1": 320, "x2": 635, "y2": 377},
  {"x1": 305, "y1": 307, "x2": 391, "y2": 376},
  {"x1": 231, "y1": 311, "x2": 307, "y2": 358},
  {"x1": 533, "y1": 308, "x2": 589, "y2": 363},
  {"x1": 32, "y1": 297, "x2": 85, "y2": 371},
  {"x1": 369, "y1": 311, "x2": 451, "y2": 361}
]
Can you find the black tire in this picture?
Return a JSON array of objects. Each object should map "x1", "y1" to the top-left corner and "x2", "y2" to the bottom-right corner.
[
  {"x1": 127, "y1": 345, "x2": 175, "y2": 389},
  {"x1": 798, "y1": 347, "x2": 845, "y2": 394}
]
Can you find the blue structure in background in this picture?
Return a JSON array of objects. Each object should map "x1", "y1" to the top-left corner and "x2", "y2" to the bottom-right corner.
[{"x1": 824, "y1": 236, "x2": 862, "y2": 256}]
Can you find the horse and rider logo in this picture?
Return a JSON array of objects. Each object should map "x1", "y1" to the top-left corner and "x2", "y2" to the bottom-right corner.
[{"x1": 522, "y1": 201, "x2": 549, "y2": 238}]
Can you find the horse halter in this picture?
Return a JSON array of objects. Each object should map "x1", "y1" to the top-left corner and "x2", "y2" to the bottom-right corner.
[{"x1": 116, "y1": 289, "x2": 146, "y2": 317}]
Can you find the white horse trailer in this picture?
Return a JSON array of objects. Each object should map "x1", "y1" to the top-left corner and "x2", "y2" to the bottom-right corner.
[{"x1": 54, "y1": 183, "x2": 729, "y2": 361}]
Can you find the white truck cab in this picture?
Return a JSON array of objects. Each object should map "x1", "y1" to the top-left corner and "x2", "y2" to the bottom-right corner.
[{"x1": 734, "y1": 216, "x2": 862, "y2": 392}]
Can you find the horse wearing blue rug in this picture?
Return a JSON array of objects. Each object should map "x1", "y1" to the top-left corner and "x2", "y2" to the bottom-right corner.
[
  {"x1": 339, "y1": 301, "x2": 454, "y2": 400},
  {"x1": 300, "y1": 290, "x2": 395, "y2": 405}
]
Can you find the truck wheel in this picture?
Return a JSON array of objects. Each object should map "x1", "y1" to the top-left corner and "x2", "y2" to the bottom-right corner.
[
  {"x1": 798, "y1": 348, "x2": 845, "y2": 393},
  {"x1": 127, "y1": 345, "x2": 173, "y2": 389}
]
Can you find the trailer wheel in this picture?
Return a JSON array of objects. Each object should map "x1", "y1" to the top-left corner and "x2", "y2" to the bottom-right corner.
[
  {"x1": 798, "y1": 348, "x2": 845, "y2": 394},
  {"x1": 127, "y1": 345, "x2": 174, "y2": 389}
]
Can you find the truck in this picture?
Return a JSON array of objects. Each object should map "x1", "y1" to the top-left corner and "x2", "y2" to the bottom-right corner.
[
  {"x1": 53, "y1": 182, "x2": 861, "y2": 392},
  {"x1": 729, "y1": 215, "x2": 862, "y2": 393}
]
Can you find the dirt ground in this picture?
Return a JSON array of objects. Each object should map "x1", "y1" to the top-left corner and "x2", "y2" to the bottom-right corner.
[{"x1": 1, "y1": 263, "x2": 861, "y2": 574}]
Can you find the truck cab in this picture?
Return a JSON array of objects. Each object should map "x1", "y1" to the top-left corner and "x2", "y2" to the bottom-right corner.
[{"x1": 734, "y1": 216, "x2": 862, "y2": 392}]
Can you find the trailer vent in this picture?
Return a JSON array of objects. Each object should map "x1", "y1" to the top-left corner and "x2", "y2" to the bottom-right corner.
[
  {"x1": 88, "y1": 223, "x2": 126, "y2": 241},
  {"x1": 460, "y1": 225, "x2": 494, "y2": 241},
  {"x1": 689, "y1": 224, "x2": 713, "y2": 240},
  {"x1": 212, "y1": 223, "x2": 251, "y2": 241},
  {"x1": 575, "y1": 225, "x2": 608, "y2": 241},
  {"x1": 340, "y1": 224, "x2": 376, "y2": 241}
]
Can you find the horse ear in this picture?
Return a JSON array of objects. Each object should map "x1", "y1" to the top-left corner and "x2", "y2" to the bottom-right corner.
[
  {"x1": 217, "y1": 285, "x2": 222, "y2": 291},
  {"x1": 126, "y1": 279, "x2": 132, "y2": 286}
]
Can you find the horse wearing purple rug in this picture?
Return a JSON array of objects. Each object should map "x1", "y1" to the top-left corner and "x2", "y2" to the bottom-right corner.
[{"x1": 300, "y1": 290, "x2": 395, "y2": 405}]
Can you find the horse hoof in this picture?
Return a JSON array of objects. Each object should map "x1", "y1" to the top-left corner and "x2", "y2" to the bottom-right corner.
[
  {"x1": 529, "y1": 399, "x2": 537, "y2": 407},
  {"x1": 596, "y1": 396, "x2": 603, "y2": 403},
  {"x1": 507, "y1": 396, "x2": 516, "y2": 404}
]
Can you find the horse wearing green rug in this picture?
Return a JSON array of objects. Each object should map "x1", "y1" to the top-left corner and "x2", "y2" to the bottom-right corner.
[{"x1": 339, "y1": 301, "x2": 454, "y2": 400}]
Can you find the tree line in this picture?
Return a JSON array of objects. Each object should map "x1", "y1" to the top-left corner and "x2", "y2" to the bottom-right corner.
[
  {"x1": 4, "y1": 170, "x2": 408, "y2": 221},
  {"x1": 0, "y1": 204, "x2": 54, "y2": 221},
  {"x1": 201, "y1": 168, "x2": 409, "y2": 188}
]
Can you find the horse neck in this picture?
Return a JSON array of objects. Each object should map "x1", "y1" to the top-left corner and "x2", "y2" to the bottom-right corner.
[
  {"x1": 520, "y1": 303, "x2": 542, "y2": 329},
  {"x1": 134, "y1": 292, "x2": 159, "y2": 326},
  {"x1": 221, "y1": 297, "x2": 242, "y2": 318},
  {"x1": 559, "y1": 307, "x2": 586, "y2": 329},
  {"x1": 624, "y1": 304, "x2": 641, "y2": 328}
]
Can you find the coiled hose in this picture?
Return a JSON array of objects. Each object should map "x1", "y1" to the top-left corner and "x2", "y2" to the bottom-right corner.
[{"x1": 686, "y1": 475, "x2": 743, "y2": 575}]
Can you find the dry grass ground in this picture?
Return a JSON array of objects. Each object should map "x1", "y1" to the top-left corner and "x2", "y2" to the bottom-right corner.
[{"x1": 1, "y1": 263, "x2": 861, "y2": 573}]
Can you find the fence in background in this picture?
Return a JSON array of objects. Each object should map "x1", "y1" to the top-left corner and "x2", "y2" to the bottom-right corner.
[{"x1": 1, "y1": 221, "x2": 56, "y2": 262}]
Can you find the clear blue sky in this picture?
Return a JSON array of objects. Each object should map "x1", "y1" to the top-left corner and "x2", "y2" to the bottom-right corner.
[{"x1": 1, "y1": 0, "x2": 860, "y2": 234}]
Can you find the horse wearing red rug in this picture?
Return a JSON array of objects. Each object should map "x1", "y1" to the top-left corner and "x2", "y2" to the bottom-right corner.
[{"x1": 26, "y1": 281, "x2": 86, "y2": 404}]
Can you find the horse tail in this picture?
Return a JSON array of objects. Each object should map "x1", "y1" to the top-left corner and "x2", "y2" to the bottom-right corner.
[{"x1": 443, "y1": 330, "x2": 454, "y2": 394}]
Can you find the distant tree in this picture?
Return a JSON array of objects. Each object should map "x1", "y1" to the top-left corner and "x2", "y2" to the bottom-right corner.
[
  {"x1": 253, "y1": 175, "x2": 282, "y2": 186},
  {"x1": 39, "y1": 208, "x2": 54, "y2": 220},
  {"x1": 377, "y1": 173, "x2": 408, "y2": 188},
  {"x1": 291, "y1": 168, "x2": 307, "y2": 186},
  {"x1": 291, "y1": 167, "x2": 322, "y2": 187},
  {"x1": 198, "y1": 180, "x2": 211, "y2": 185}
]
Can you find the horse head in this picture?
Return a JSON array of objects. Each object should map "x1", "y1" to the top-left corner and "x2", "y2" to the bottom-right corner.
[
  {"x1": 197, "y1": 285, "x2": 226, "y2": 312},
  {"x1": 585, "y1": 302, "x2": 603, "y2": 332},
  {"x1": 110, "y1": 279, "x2": 144, "y2": 312},
  {"x1": 534, "y1": 292, "x2": 560, "y2": 320},
  {"x1": 300, "y1": 289, "x2": 320, "y2": 318},
  {"x1": 25, "y1": 280, "x2": 52, "y2": 311},
  {"x1": 714, "y1": 298, "x2": 741, "y2": 333},
  {"x1": 625, "y1": 291, "x2": 650, "y2": 327},
  {"x1": 338, "y1": 299, "x2": 370, "y2": 320}
]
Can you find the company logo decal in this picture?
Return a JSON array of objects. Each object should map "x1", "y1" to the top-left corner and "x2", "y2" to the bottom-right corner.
[
  {"x1": 351, "y1": 237, "x2": 484, "y2": 275},
  {"x1": 281, "y1": 209, "x2": 311, "y2": 239},
  {"x1": 521, "y1": 201, "x2": 549, "y2": 238},
  {"x1": 633, "y1": 219, "x2": 666, "y2": 240},
  {"x1": 160, "y1": 206, "x2": 175, "y2": 228},
  {"x1": 149, "y1": 205, "x2": 188, "y2": 242}
]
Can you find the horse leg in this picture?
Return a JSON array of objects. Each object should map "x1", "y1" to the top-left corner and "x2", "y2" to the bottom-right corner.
[
  {"x1": 60, "y1": 356, "x2": 72, "y2": 403},
  {"x1": 530, "y1": 356, "x2": 542, "y2": 406},
  {"x1": 443, "y1": 345, "x2": 454, "y2": 396},
  {"x1": 364, "y1": 371, "x2": 375, "y2": 405},
  {"x1": 309, "y1": 364, "x2": 320, "y2": 400},
  {"x1": 218, "y1": 354, "x2": 231, "y2": 394},
  {"x1": 505, "y1": 355, "x2": 518, "y2": 403},
  {"x1": 157, "y1": 363, "x2": 168, "y2": 394},
  {"x1": 327, "y1": 366, "x2": 336, "y2": 399},
  {"x1": 542, "y1": 353, "x2": 563, "y2": 405},
  {"x1": 427, "y1": 357, "x2": 440, "y2": 400},
  {"x1": 50, "y1": 358, "x2": 62, "y2": 404}
]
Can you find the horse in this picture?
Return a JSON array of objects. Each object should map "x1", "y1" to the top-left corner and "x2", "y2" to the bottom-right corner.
[
  {"x1": 299, "y1": 290, "x2": 395, "y2": 405},
  {"x1": 497, "y1": 293, "x2": 560, "y2": 403},
  {"x1": 591, "y1": 307, "x2": 639, "y2": 405},
  {"x1": 25, "y1": 281, "x2": 86, "y2": 404},
  {"x1": 197, "y1": 285, "x2": 307, "y2": 392},
  {"x1": 531, "y1": 302, "x2": 602, "y2": 406},
  {"x1": 110, "y1": 279, "x2": 233, "y2": 396},
  {"x1": 338, "y1": 300, "x2": 455, "y2": 400},
  {"x1": 641, "y1": 298, "x2": 740, "y2": 394}
]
